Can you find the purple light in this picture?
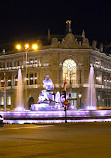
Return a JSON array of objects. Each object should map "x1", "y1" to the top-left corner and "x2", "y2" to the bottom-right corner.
[
  {"x1": 3, "y1": 118, "x2": 111, "y2": 124},
  {"x1": 1, "y1": 110, "x2": 111, "y2": 119},
  {"x1": 15, "y1": 106, "x2": 25, "y2": 111}
]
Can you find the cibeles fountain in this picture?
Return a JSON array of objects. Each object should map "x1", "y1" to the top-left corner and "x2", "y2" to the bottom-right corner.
[
  {"x1": 15, "y1": 73, "x2": 67, "y2": 111},
  {"x1": 31, "y1": 75, "x2": 65, "y2": 111},
  {"x1": 30, "y1": 66, "x2": 97, "y2": 111},
  {"x1": 1, "y1": 66, "x2": 111, "y2": 124}
]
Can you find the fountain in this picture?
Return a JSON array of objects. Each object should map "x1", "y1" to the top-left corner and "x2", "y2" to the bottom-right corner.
[
  {"x1": 31, "y1": 75, "x2": 64, "y2": 111},
  {"x1": 1, "y1": 70, "x2": 111, "y2": 124},
  {"x1": 86, "y1": 64, "x2": 97, "y2": 110},
  {"x1": 15, "y1": 69, "x2": 25, "y2": 111}
]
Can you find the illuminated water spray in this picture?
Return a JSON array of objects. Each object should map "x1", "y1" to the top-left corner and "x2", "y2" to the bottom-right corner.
[
  {"x1": 86, "y1": 64, "x2": 97, "y2": 110},
  {"x1": 15, "y1": 69, "x2": 25, "y2": 111}
]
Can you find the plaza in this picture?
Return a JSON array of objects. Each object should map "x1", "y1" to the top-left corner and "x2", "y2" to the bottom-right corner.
[
  {"x1": 0, "y1": 122, "x2": 111, "y2": 158},
  {"x1": 0, "y1": 1, "x2": 111, "y2": 158}
]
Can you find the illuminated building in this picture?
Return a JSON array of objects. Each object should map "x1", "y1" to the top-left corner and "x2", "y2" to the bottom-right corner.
[{"x1": 0, "y1": 26, "x2": 111, "y2": 110}]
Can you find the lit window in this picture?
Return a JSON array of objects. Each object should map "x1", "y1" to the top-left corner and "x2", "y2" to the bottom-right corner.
[
  {"x1": 35, "y1": 58, "x2": 37, "y2": 63},
  {"x1": 63, "y1": 59, "x2": 77, "y2": 86},
  {"x1": 30, "y1": 59, "x2": 34, "y2": 64},
  {"x1": 0, "y1": 97, "x2": 4, "y2": 105},
  {"x1": 7, "y1": 96, "x2": 11, "y2": 105},
  {"x1": 30, "y1": 74, "x2": 33, "y2": 85},
  {"x1": 35, "y1": 73, "x2": 37, "y2": 84}
]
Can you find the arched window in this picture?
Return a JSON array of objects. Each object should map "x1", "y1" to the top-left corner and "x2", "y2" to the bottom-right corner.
[{"x1": 63, "y1": 59, "x2": 77, "y2": 86}]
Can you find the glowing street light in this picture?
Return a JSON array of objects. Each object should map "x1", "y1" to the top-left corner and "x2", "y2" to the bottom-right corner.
[
  {"x1": 16, "y1": 44, "x2": 21, "y2": 50},
  {"x1": 16, "y1": 43, "x2": 38, "y2": 51},
  {"x1": 15, "y1": 43, "x2": 38, "y2": 108},
  {"x1": 32, "y1": 44, "x2": 38, "y2": 50},
  {"x1": 25, "y1": 44, "x2": 29, "y2": 50}
]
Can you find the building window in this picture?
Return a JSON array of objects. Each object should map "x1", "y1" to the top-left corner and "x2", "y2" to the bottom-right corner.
[
  {"x1": 8, "y1": 77, "x2": 11, "y2": 86},
  {"x1": 95, "y1": 73, "x2": 101, "y2": 85},
  {"x1": 63, "y1": 59, "x2": 77, "y2": 86},
  {"x1": 95, "y1": 60, "x2": 100, "y2": 68},
  {"x1": 10, "y1": 62, "x2": 12, "y2": 67},
  {"x1": 7, "y1": 62, "x2": 10, "y2": 67},
  {"x1": 15, "y1": 75, "x2": 18, "y2": 86},
  {"x1": 30, "y1": 59, "x2": 34, "y2": 64},
  {"x1": 3, "y1": 63, "x2": 5, "y2": 68},
  {"x1": 14, "y1": 61, "x2": 16, "y2": 67},
  {"x1": 27, "y1": 74, "x2": 28, "y2": 85},
  {"x1": 1, "y1": 76, "x2": 5, "y2": 88},
  {"x1": 30, "y1": 74, "x2": 33, "y2": 85},
  {"x1": 35, "y1": 73, "x2": 37, "y2": 84},
  {"x1": 18, "y1": 61, "x2": 19, "y2": 66},
  {"x1": 70, "y1": 93, "x2": 77, "y2": 99},
  {"x1": 35, "y1": 58, "x2": 37, "y2": 63},
  {"x1": 0, "y1": 97, "x2": 4, "y2": 105},
  {"x1": 7, "y1": 96, "x2": 11, "y2": 105}
]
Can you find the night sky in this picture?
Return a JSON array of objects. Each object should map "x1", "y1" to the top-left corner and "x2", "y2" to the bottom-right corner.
[{"x1": 0, "y1": 0, "x2": 111, "y2": 44}]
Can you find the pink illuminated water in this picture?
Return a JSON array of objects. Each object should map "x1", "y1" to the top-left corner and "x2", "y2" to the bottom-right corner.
[
  {"x1": 15, "y1": 69, "x2": 24, "y2": 111},
  {"x1": 86, "y1": 65, "x2": 97, "y2": 110}
]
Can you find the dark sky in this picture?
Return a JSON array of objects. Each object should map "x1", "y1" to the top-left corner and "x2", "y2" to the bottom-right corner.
[{"x1": 0, "y1": 0, "x2": 111, "y2": 44}]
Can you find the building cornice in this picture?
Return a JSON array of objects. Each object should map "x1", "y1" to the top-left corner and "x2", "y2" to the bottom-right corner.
[{"x1": 91, "y1": 49, "x2": 111, "y2": 60}]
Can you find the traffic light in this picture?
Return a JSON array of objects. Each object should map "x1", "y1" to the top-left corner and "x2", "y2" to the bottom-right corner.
[{"x1": 62, "y1": 91, "x2": 66, "y2": 99}]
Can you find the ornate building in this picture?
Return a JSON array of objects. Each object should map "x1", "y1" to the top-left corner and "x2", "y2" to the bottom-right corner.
[{"x1": 0, "y1": 31, "x2": 111, "y2": 110}]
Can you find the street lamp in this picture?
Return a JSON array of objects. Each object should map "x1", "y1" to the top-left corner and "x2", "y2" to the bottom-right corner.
[
  {"x1": 25, "y1": 44, "x2": 29, "y2": 50},
  {"x1": 16, "y1": 44, "x2": 21, "y2": 50},
  {"x1": 16, "y1": 43, "x2": 38, "y2": 108},
  {"x1": 24, "y1": 44, "x2": 29, "y2": 109},
  {"x1": 3, "y1": 73, "x2": 6, "y2": 111},
  {"x1": 32, "y1": 44, "x2": 38, "y2": 50},
  {"x1": 78, "y1": 93, "x2": 82, "y2": 108}
]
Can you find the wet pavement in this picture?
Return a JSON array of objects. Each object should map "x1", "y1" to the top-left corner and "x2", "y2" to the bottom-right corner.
[{"x1": 0, "y1": 122, "x2": 111, "y2": 158}]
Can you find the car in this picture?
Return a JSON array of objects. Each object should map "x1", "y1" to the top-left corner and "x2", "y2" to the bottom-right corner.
[{"x1": 0, "y1": 115, "x2": 4, "y2": 127}]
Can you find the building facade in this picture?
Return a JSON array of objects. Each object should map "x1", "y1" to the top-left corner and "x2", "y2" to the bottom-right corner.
[{"x1": 0, "y1": 32, "x2": 111, "y2": 110}]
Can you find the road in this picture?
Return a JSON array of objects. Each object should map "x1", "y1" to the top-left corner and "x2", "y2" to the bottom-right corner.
[{"x1": 0, "y1": 122, "x2": 111, "y2": 158}]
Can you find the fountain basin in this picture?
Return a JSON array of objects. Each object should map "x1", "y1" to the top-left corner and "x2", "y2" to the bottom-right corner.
[{"x1": 0, "y1": 110, "x2": 111, "y2": 119}]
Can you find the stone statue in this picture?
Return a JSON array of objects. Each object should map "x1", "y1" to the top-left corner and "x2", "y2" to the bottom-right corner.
[{"x1": 43, "y1": 75, "x2": 54, "y2": 90}]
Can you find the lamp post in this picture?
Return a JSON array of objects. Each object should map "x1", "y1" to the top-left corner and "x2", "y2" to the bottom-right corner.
[
  {"x1": 78, "y1": 93, "x2": 82, "y2": 109},
  {"x1": 24, "y1": 44, "x2": 29, "y2": 109},
  {"x1": 4, "y1": 73, "x2": 6, "y2": 111},
  {"x1": 16, "y1": 43, "x2": 38, "y2": 108}
]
